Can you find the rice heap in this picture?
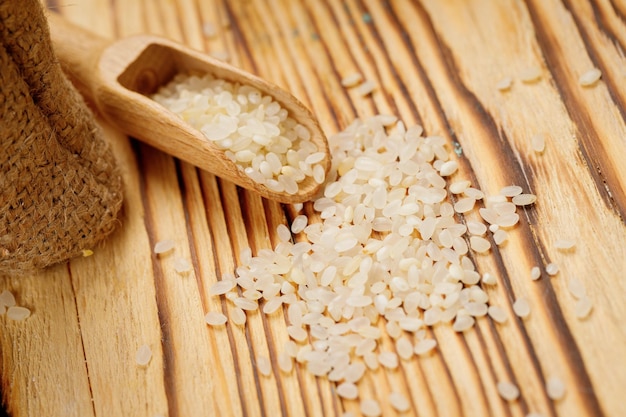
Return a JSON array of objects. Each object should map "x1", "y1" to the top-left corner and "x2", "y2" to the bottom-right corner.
[
  {"x1": 152, "y1": 73, "x2": 326, "y2": 195},
  {"x1": 209, "y1": 115, "x2": 535, "y2": 384}
]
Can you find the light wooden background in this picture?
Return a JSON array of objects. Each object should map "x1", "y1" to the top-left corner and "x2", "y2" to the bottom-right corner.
[{"x1": 2, "y1": 0, "x2": 626, "y2": 416}]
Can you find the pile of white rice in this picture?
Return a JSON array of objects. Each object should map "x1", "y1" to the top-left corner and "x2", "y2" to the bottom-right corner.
[
  {"x1": 152, "y1": 73, "x2": 326, "y2": 195},
  {"x1": 207, "y1": 115, "x2": 537, "y2": 395}
]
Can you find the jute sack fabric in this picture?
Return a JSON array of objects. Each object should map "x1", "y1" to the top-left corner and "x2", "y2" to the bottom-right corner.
[{"x1": 0, "y1": 0, "x2": 123, "y2": 274}]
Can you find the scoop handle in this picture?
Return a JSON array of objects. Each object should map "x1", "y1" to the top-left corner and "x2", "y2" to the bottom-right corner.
[{"x1": 46, "y1": 11, "x2": 109, "y2": 107}]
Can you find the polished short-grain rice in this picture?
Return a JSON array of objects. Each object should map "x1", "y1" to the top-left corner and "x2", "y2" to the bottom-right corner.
[
  {"x1": 6, "y1": 306, "x2": 30, "y2": 321},
  {"x1": 389, "y1": 392, "x2": 410, "y2": 412},
  {"x1": 578, "y1": 68, "x2": 602, "y2": 86},
  {"x1": 513, "y1": 297, "x2": 531, "y2": 318},
  {"x1": 546, "y1": 376, "x2": 566, "y2": 400},
  {"x1": 154, "y1": 239, "x2": 175, "y2": 254},
  {"x1": 205, "y1": 311, "x2": 228, "y2": 326},
  {"x1": 135, "y1": 344, "x2": 152, "y2": 366},
  {"x1": 360, "y1": 399, "x2": 382, "y2": 417},
  {"x1": 497, "y1": 381, "x2": 520, "y2": 401},
  {"x1": 336, "y1": 382, "x2": 359, "y2": 399}
]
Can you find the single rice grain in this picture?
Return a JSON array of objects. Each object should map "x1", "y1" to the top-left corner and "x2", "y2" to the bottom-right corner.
[
  {"x1": 497, "y1": 381, "x2": 520, "y2": 401},
  {"x1": 154, "y1": 239, "x2": 175, "y2": 254},
  {"x1": 360, "y1": 399, "x2": 382, "y2": 417},
  {"x1": 513, "y1": 298, "x2": 531, "y2": 318},
  {"x1": 389, "y1": 392, "x2": 410, "y2": 412},
  {"x1": 205, "y1": 311, "x2": 228, "y2": 326},
  {"x1": 135, "y1": 344, "x2": 152, "y2": 366},
  {"x1": 578, "y1": 68, "x2": 601, "y2": 87},
  {"x1": 546, "y1": 376, "x2": 566, "y2": 400},
  {"x1": 6, "y1": 306, "x2": 30, "y2": 321}
]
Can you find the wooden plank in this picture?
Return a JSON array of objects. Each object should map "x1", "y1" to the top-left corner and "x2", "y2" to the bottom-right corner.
[{"x1": 2, "y1": 0, "x2": 625, "y2": 416}]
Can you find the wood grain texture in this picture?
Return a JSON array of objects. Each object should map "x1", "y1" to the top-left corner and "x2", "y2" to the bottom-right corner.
[{"x1": 2, "y1": 0, "x2": 625, "y2": 416}]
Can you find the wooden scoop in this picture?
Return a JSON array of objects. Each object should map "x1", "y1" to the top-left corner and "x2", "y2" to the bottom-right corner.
[{"x1": 47, "y1": 12, "x2": 330, "y2": 204}]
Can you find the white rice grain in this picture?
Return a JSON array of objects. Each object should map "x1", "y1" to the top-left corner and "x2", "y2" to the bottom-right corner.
[
  {"x1": 546, "y1": 376, "x2": 566, "y2": 400},
  {"x1": 6, "y1": 306, "x2": 30, "y2": 321},
  {"x1": 336, "y1": 382, "x2": 359, "y2": 400},
  {"x1": 135, "y1": 344, "x2": 152, "y2": 366},
  {"x1": 257, "y1": 355, "x2": 272, "y2": 376},
  {"x1": 396, "y1": 338, "x2": 414, "y2": 360},
  {"x1": 567, "y1": 278, "x2": 586, "y2": 299},
  {"x1": 378, "y1": 351, "x2": 399, "y2": 369},
  {"x1": 531, "y1": 266, "x2": 542, "y2": 280},
  {"x1": 496, "y1": 77, "x2": 513, "y2": 91},
  {"x1": 173, "y1": 257, "x2": 192, "y2": 273},
  {"x1": 555, "y1": 239, "x2": 576, "y2": 251},
  {"x1": 574, "y1": 297, "x2": 593, "y2": 319},
  {"x1": 546, "y1": 263, "x2": 559, "y2": 276},
  {"x1": 154, "y1": 239, "x2": 175, "y2": 254},
  {"x1": 520, "y1": 67, "x2": 542, "y2": 83},
  {"x1": 360, "y1": 399, "x2": 382, "y2": 417},
  {"x1": 497, "y1": 381, "x2": 520, "y2": 401},
  {"x1": 205, "y1": 311, "x2": 228, "y2": 326},
  {"x1": 578, "y1": 68, "x2": 601, "y2": 87},
  {"x1": 531, "y1": 135, "x2": 545, "y2": 153},
  {"x1": 414, "y1": 338, "x2": 437, "y2": 356},
  {"x1": 0, "y1": 290, "x2": 16, "y2": 308},
  {"x1": 341, "y1": 72, "x2": 363, "y2": 87},
  {"x1": 512, "y1": 194, "x2": 537, "y2": 206},
  {"x1": 513, "y1": 298, "x2": 531, "y2": 318},
  {"x1": 357, "y1": 80, "x2": 376, "y2": 96},
  {"x1": 488, "y1": 306, "x2": 508, "y2": 323},
  {"x1": 389, "y1": 392, "x2": 410, "y2": 412}
]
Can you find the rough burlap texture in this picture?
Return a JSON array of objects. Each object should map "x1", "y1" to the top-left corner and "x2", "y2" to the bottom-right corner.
[{"x1": 0, "y1": 0, "x2": 123, "y2": 274}]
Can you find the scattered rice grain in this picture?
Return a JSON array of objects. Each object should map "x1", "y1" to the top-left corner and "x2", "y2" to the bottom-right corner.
[
  {"x1": 499, "y1": 185, "x2": 523, "y2": 197},
  {"x1": 389, "y1": 392, "x2": 410, "y2": 412},
  {"x1": 360, "y1": 399, "x2": 382, "y2": 417},
  {"x1": 546, "y1": 263, "x2": 559, "y2": 276},
  {"x1": 257, "y1": 355, "x2": 272, "y2": 376},
  {"x1": 520, "y1": 67, "x2": 542, "y2": 83},
  {"x1": 567, "y1": 278, "x2": 586, "y2": 299},
  {"x1": 357, "y1": 80, "x2": 376, "y2": 96},
  {"x1": 336, "y1": 382, "x2": 359, "y2": 400},
  {"x1": 135, "y1": 344, "x2": 152, "y2": 366},
  {"x1": 546, "y1": 376, "x2": 566, "y2": 400},
  {"x1": 154, "y1": 239, "x2": 175, "y2": 254},
  {"x1": 470, "y1": 236, "x2": 491, "y2": 253},
  {"x1": 453, "y1": 315, "x2": 475, "y2": 332},
  {"x1": 496, "y1": 77, "x2": 513, "y2": 91},
  {"x1": 531, "y1": 266, "x2": 541, "y2": 280},
  {"x1": 488, "y1": 306, "x2": 508, "y2": 323},
  {"x1": 0, "y1": 290, "x2": 16, "y2": 307},
  {"x1": 482, "y1": 272, "x2": 497, "y2": 285},
  {"x1": 341, "y1": 72, "x2": 363, "y2": 88},
  {"x1": 578, "y1": 68, "x2": 602, "y2": 87},
  {"x1": 278, "y1": 352, "x2": 293, "y2": 373},
  {"x1": 205, "y1": 311, "x2": 228, "y2": 326},
  {"x1": 6, "y1": 306, "x2": 30, "y2": 321},
  {"x1": 512, "y1": 194, "x2": 537, "y2": 206},
  {"x1": 574, "y1": 296, "x2": 593, "y2": 319},
  {"x1": 378, "y1": 351, "x2": 399, "y2": 369},
  {"x1": 414, "y1": 338, "x2": 437, "y2": 355},
  {"x1": 493, "y1": 229, "x2": 508, "y2": 245},
  {"x1": 513, "y1": 298, "x2": 531, "y2": 318},
  {"x1": 173, "y1": 257, "x2": 192, "y2": 273},
  {"x1": 555, "y1": 239, "x2": 576, "y2": 251},
  {"x1": 531, "y1": 135, "x2": 545, "y2": 153},
  {"x1": 396, "y1": 338, "x2": 414, "y2": 360},
  {"x1": 497, "y1": 381, "x2": 520, "y2": 401}
]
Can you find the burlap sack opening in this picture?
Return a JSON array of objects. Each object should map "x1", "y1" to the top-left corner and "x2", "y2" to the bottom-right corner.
[{"x1": 0, "y1": 0, "x2": 123, "y2": 274}]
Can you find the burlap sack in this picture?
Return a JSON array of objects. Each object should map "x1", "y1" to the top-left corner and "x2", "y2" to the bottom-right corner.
[{"x1": 0, "y1": 0, "x2": 123, "y2": 274}]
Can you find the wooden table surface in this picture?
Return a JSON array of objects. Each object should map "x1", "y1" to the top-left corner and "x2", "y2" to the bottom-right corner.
[{"x1": 2, "y1": 0, "x2": 626, "y2": 416}]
